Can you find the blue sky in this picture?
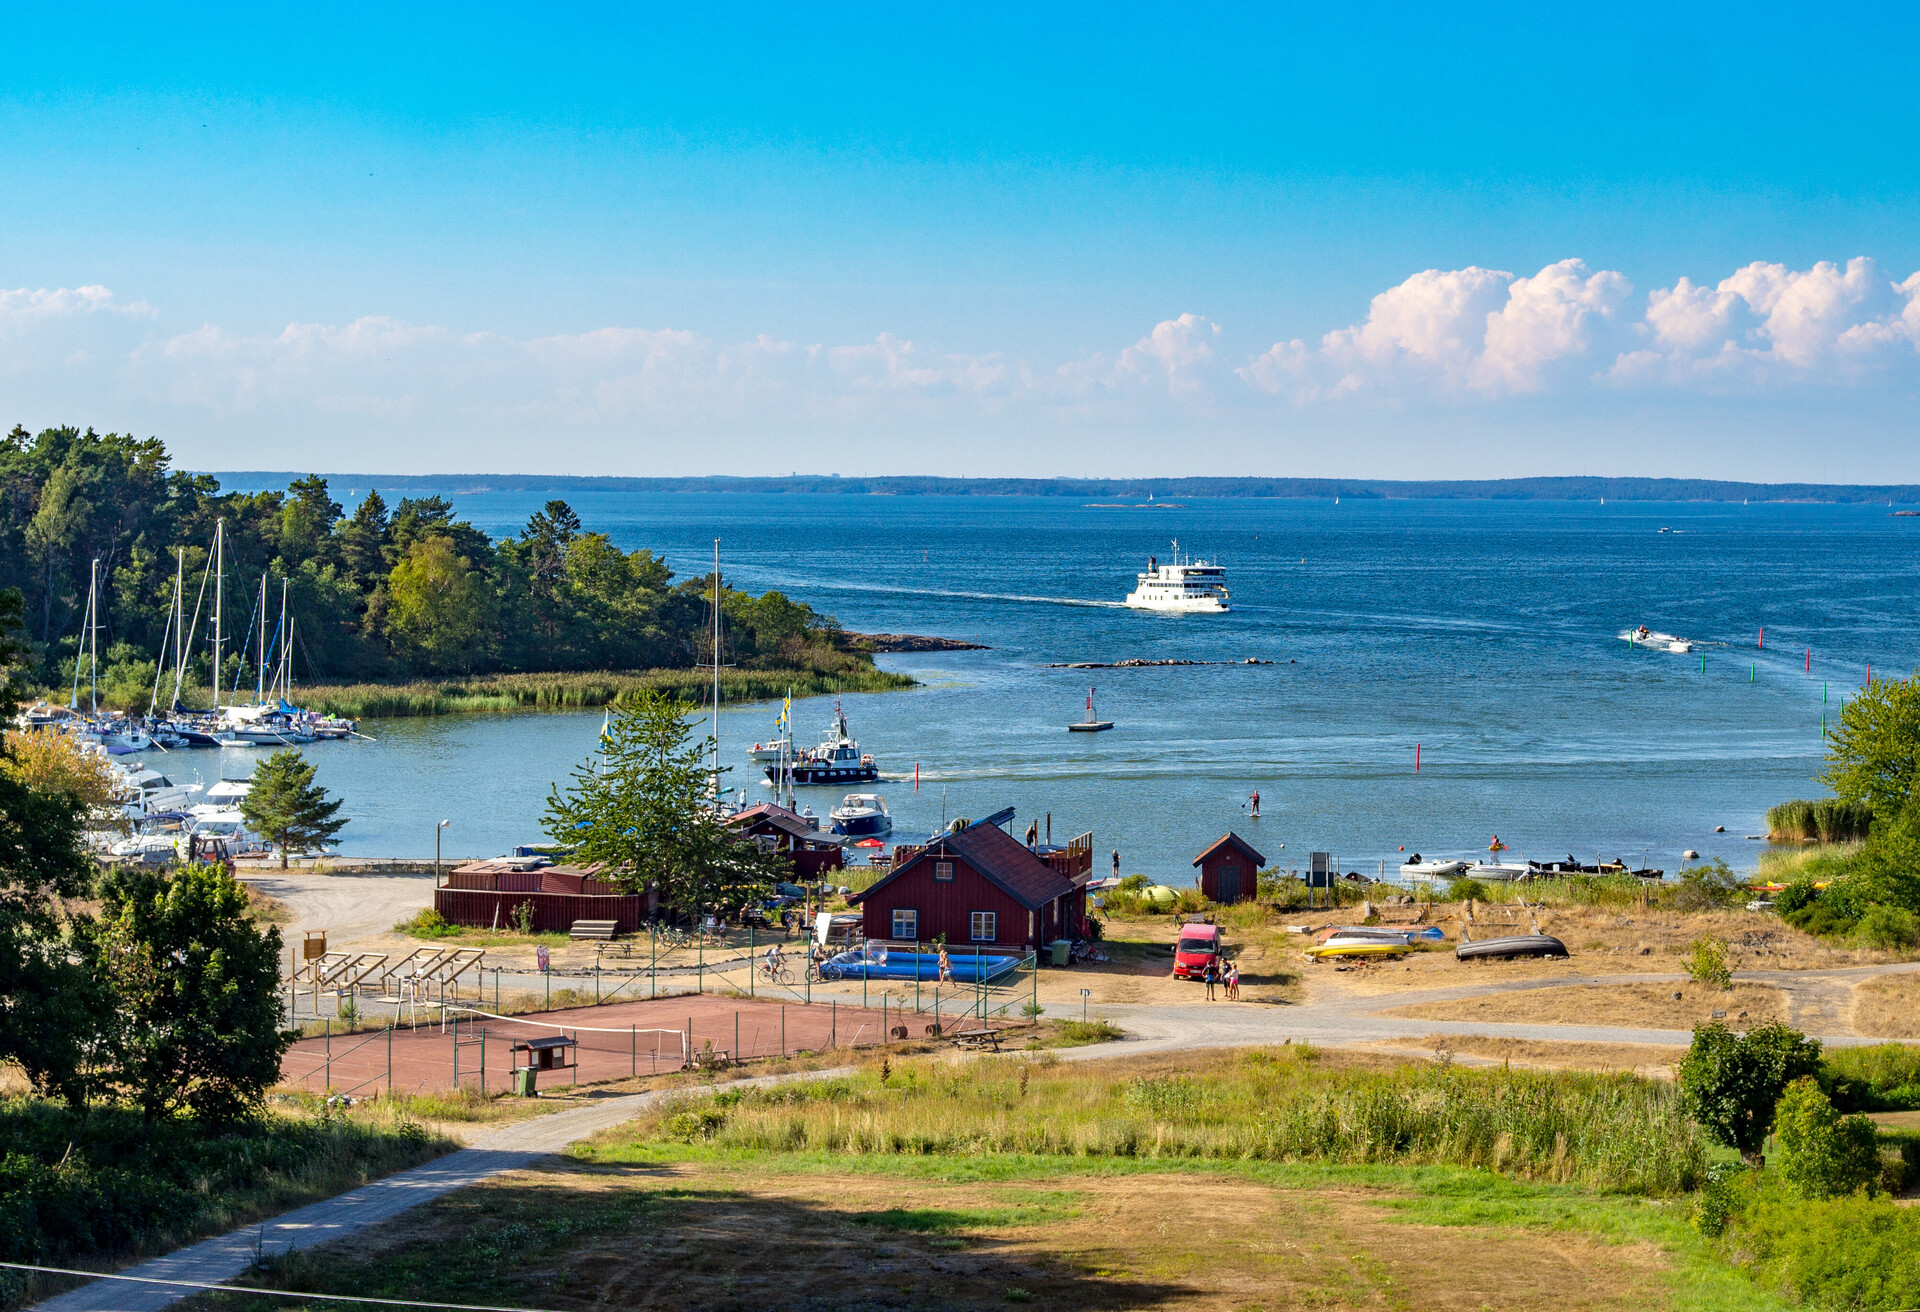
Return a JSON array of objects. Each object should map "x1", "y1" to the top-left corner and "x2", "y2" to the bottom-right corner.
[{"x1": 4, "y1": 3, "x2": 1919, "y2": 479}]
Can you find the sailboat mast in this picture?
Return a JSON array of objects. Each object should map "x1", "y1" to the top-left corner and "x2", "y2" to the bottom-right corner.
[
  {"x1": 211, "y1": 519, "x2": 224, "y2": 709},
  {"x1": 255, "y1": 574, "x2": 267, "y2": 705},
  {"x1": 275, "y1": 579, "x2": 289, "y2": 701},
  {"x1": 172, "y1": 549, "x2": 184, "y2": 701},
  {"x1": 711, "y1": 538, "x2": 722, "y2": 786},
  {"x1": 88, "y1": 558, "x2": 99, "y2": 715}
]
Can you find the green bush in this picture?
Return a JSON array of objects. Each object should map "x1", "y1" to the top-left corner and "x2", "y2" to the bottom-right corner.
[
  {"x1": 1667, "y1": 860, "x2": 1747, "y2": 912},
  {"x1": 1721, "y1": 1172, "x2": 1920, "y2": 1312},
  {"x1": 1854, "y1": 903, "x2": 1920, "y2": 951},
  {"x1": 1822, "y1": 1043, "x2": 1920, "y2": 1112},
  {"x1": 1773, "y1": 880, "x2": 1819, "y2": 916},
  {"x1": 1692, "y1": 1160, "x2": 1748, "y2": 1238},
  {"x1": 1771, "y1": 1077, "x2": 1882, "y2": 1198},
  {"x1": 1445, "y1": 877, "x2": 1491, "y2": 903},
  {"x1": 1684, "y1": 936, "x2": 1736, "y2": 990},
  {"x1": 395, "y1": 908, "x2": 452, "y2": 938}
]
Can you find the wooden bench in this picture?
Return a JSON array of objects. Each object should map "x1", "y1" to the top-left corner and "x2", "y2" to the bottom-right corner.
[
  {"x1": 569, "y1": 919, "x2": 618, "y2": 940},
  {"x1": 949, "y1": 1028, "x2": 1003, "y2": 1053}
]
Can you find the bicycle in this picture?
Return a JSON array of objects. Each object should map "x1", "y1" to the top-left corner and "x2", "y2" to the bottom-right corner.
[{"x1": 758, "y1": 957, "x2": 793, "y2": 986}]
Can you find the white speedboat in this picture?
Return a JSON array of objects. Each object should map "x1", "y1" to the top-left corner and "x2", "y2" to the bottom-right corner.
[
  {"x1": 116, "y1": 765, "x2": 202, "y2": 817},
  {"x1": 829, "y1": 793, "x2": 891, "y2": 838},
  {"x1": 1125, "y1": 540, "x2": 1229, "y2": 612},
  {"x1": 1620, "y1": 626, "x2": 1692, "y2": 654}
]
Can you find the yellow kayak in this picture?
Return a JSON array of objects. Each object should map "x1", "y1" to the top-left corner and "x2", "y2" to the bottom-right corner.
[{"x1": 1304, "y1": 940, "x2": 1414, "y2": 960}]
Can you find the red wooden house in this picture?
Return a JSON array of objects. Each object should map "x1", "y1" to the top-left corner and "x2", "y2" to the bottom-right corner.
[
  {"x1": 725, "y1": 803, "x2": 847, "y2": 881},
  {"x1": 851, "y1": 815, "x2": 1090, "y2": 950},
  {"x1": 1192, "y1": 832, "x2": 1265, "y2": 904}
]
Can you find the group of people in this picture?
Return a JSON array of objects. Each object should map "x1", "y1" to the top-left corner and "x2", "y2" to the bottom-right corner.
[{"x1": 1201, "y1": 957, "x2": 1240, "y2": 1000}]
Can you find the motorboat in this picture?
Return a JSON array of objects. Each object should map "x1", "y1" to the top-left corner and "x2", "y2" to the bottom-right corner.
[
  {"x1": 1312, "y1": 925, "x2": 1445, "y2": 945},
  {"x1": 766, "y1": 701, "x2": 878, "y2": 785},
  {"x1": 1305, "y1": 938, "x2": 1415, "y2": 960},
  {"x1": 116, "y1": 765, "x2": 201, "y2": 817},
  {"x1": 1125, "y1": 540, "x2": 1229, "y2": 612},
  {"x1": 1399, "y1": 855, "x2": 1468, "y2": 882},
  {"x1": 829, "y1": 793, "x2": 891, "y2": 838},
  {"x1": 1457, "y1": 859, "x2": 1531, "y2": 882},
  {"x1": 1620, "y1": 625, "x2": 1692, "y2": 654}
]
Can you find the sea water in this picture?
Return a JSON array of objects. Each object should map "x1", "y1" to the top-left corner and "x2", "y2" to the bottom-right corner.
[{"x1": 170, "y1": 492, "x2": 1920, "y2": 879}]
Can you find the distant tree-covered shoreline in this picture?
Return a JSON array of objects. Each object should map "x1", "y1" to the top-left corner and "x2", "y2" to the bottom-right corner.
[{"x1": 3, "y1": 425, "x2": 877, "y2": 701}]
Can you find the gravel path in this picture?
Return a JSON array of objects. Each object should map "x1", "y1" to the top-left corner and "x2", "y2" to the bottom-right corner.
[{"x1": 242, "y1": 871, "x2": 439, "y2": 942}]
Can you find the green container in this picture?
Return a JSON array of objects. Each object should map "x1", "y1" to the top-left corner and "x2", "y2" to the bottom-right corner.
[
  {"x1": 513, "y1": 1066, "x2": 538, "y2": 1098},
  {"x1": 1048, "y1": 940, "x2": 1071, "y2": 966}
]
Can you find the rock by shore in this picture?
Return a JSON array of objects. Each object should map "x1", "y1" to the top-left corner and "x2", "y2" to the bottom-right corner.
[{"x1": 846, "y1": 632, "x2": 990, "y2": 652}]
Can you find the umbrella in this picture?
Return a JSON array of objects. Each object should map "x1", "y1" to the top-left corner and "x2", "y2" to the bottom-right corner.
[{"x1": 854, "y1": 838, "x2": 885, "y2": 847}]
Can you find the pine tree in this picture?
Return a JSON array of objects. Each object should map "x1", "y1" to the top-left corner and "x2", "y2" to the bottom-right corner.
[
  {"x1": 542, "y1": 690, "x2": 779, "y2": 919},
  {"x1": 239, "y1": 748, "x2": 348, "y2": 869}
]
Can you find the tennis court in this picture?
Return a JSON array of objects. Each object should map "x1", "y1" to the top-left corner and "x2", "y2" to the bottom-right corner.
[{"x1": 280, "y1": 993, "x2": 944, "y2": 1097}]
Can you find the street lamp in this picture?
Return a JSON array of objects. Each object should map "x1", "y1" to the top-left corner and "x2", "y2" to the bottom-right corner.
[{"x1": 435, "y1": 819, "x2": 452, "y2": 886}]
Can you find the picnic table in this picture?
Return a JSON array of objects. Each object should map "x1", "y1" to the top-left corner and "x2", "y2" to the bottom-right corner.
[{"x1": 949, "y1": 1028, "x2": 1004, "y2": 1053}]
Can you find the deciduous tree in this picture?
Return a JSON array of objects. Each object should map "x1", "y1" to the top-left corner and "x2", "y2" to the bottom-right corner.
[{"x1": 1678, "y1": 1022, "x2": 1824, "y2": 1164}]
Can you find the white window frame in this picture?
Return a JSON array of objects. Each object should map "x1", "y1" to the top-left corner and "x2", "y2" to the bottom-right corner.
[
  {"x1": 934, "y1": 860, "x2": 955, "y2": 882},
  {"x1": 892, "y1": 908, "x2": 919, "y2": 941},
  {"x1": 970, "y1": 910, "x2": 996, "y2": 942}
]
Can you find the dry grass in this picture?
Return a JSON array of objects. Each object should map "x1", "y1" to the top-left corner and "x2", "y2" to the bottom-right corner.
[
  {"x1": 1388, "y1": 981, "x2": 1788, "y2": 1030},
  {"x1": 1364, "y1": 1034, "x2": 1688, "y2": 1079},
  {"x1": 1852, "y1": 974, "x2": 1920, "y2": 1039}
]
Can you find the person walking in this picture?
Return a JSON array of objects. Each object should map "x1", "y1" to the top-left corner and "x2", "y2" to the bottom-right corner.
[
  {"x1": 1225, "y1": 960, "x2": 1241, "y2": 1000},
  {"x1": 937, "y1": 942, "x2": 953, "y2": 986},
  {"x1": 1203, "y1": 959, "x2": 1218, "y2": 1000}
]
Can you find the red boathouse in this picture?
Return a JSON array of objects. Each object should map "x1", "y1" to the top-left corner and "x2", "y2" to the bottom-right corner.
[
  {"x1": 1192, "y1": 832, "x2": 1265, "y2": 905},
  {"x1": 725, "y1": 802, "x2": 847, "y2": 881}
]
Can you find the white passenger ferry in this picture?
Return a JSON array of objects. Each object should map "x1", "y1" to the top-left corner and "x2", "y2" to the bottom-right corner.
[{"x1": 1125, "y1": 541, "x2": 1230, "y2": 612}]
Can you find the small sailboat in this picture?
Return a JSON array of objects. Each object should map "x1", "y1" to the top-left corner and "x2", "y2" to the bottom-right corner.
[{"x1": 1068, "y1": 686, "x2": 1113, "y2": 732}]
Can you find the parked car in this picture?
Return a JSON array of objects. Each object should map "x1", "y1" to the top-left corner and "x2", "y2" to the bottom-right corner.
[{"x1": 1172, "y1": 922, "x2": 1222, "y2": 980}]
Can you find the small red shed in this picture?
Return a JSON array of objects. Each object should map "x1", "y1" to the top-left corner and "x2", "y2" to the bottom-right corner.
[
  {"x1": 850, "y1": 816, "x2": 1089, "y2": 950},
  {"x1": 1193, "y1": 832, "x2": 1265, "y2": 904},
  {"x1": 725, "y1": 803, "x2": 847, "y2": 881}
]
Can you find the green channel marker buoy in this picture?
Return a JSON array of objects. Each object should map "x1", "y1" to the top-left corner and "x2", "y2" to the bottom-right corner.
[
  {"x1": 1751, "y1": 662, "x2": 1756, "y2": 683},
  {"x1": 1823, "y1": 681, "x2": 1828, "y2": 704}
]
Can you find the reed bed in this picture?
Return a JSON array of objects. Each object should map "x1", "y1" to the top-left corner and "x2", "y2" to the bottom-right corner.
[
  {"x1": 299, "y1": 667, "x2": 915, "y2": 719},
  {"x1": 1765, "y1": 797, "x2": 1874, "y2": 843},
  {"x1": 615, "y1": 1047, "x2": 1705, "y2": 1195}
]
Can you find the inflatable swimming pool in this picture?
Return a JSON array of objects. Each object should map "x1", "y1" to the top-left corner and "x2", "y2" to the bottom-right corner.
[{"x1": 817, "y1": 947, "x2": 1021, "y2": 982}]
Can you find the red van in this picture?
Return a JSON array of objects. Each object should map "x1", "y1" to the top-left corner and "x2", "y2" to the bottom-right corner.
[{"x1": 1172, "y1": 922, "x2": 1222, "y2": 980}]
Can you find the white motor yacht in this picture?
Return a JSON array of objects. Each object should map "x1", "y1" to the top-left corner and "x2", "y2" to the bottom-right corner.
[
  {"x1": 828, "y1": 793, "x2": 891, "y2": 838},
  {"x1": 1125, "y1": 540, "x2": 1229, "y2": 612}
]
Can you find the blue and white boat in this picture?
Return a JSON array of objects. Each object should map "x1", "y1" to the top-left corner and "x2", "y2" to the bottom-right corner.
[{"x1": 829, "y1": 793, "x2": 891, "y2": 838}]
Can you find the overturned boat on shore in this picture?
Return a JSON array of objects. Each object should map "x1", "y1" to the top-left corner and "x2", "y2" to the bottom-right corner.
[{"x1": 1456, "y1": 932, "x2": 1568, "y2": 961}]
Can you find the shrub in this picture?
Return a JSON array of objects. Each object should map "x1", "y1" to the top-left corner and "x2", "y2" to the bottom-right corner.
[
  {"x1": 1684, "y1": 937, "x2": 1736, "y2": 990},
  {"x1": 510, "y1": 900, "x2": 536, "y2": 935},
  {"x1": 1692, "y1": 1160, "x2": 1748, "y2": 1237},
  {"x1": 1772, "y1": 1077, "x2": 1882, "y2": 1198},
  {"x1": 1667, "y1": 859, "x2": 1746, "y2": 912},
  {"x1": 1773, "y1": 880, "x2": 1819, "y2": 916},
  {"x1": 1854, "y1": 903, "x2": 1919, "y2": 951},
  {"x1": 1721, "y1": 1172, "x2": 1920, "y2": 1311},
  {"x1": 1445, "y1": 877, "x2": 1490, "y2": 903},
  {"x1": 1822, "y1": 1043, "x2": 1920, "y2": 1112},
  {"x1": 395, "y1": 908, "x2": 452, "y2": 938}
]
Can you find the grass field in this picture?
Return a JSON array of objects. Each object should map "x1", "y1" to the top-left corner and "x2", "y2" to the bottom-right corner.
[
  {"x1": 301, "y1": 666, "x2": 916, "y2": 718},
  {"x1": 197, "y1": 1047, "x2": 1792, "y2": 1312}
]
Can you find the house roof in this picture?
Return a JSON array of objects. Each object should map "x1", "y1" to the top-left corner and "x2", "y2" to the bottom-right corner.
[
  {"x1": 1192, "y1": 832, "x2": 1266, "y2": 868},
  {"x1": 727, "y1": 803, "x2": 840, "y2": 845},
  {"x1": 850, "y1": 818, "x2": 1077, "y2": 911}
]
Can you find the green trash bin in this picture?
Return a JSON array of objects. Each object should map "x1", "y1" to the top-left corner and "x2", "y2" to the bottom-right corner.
[
  {"x1": 1048, "y1": 940, "x2": 1071, "y2": 967},
  {"x1": 513, "y1": 1066, "x2": 538, "y2": 1098}
]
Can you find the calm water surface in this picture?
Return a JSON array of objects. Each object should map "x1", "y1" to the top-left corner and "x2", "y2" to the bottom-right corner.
[{"x1": 156, "y1": 493, "x2": 1920, "y2": 880}]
